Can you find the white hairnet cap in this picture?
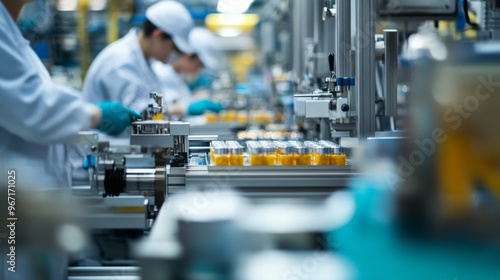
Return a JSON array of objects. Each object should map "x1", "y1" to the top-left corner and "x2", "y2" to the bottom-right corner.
[
  {"x1": 146, "y1": 1, "x2": 194, "y2": 54},
  {"x1": 189, "y1": 27, "x2": 219, "y2": 69}
]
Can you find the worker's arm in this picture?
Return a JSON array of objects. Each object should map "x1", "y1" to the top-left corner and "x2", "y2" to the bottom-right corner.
[
  {"x1": 98, "y1": 64, "x2": 153, "y2": 115},
  {"x1": 0, "y1": 31, "x2": 100, "y2": 144},
  {"x1": 187, "y1": 99, "x2": 223, "y2": 116}
]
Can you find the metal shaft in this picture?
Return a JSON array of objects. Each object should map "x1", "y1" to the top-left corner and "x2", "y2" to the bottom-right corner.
[
  {"x1": 335, "y1": 0, "x2": 351, "y2": 78},
  {"x1": 384, "y1": 29, "x2": 398, "y2": 118},
  {"x1": 313, "y1": 0, "x2": 321, "y2": 45},
  {"x1": 292, "y1": 0, "x2": 314, "y2": 79},
  {"x1": 356, "y1": 0, "x2": 376, "y2": 138},
  {"x1": 319, "y1": 118, "x2": 331, "y2": 140},
  {"x1": 125, "y1": 168, "x2": 156, "y2": 193},
  {"x1": 292, "y1": 0, "x2": 303, "y2": 78}
]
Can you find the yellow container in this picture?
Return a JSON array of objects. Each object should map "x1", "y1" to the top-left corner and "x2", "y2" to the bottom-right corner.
[
  {"x1": 219, "y1": 111, "x2": 229, "y2": 121},
  {"x1": 214, "y1": 154, "x2": 230, "y2": 166},
  {"x1": 263, "y1": 154, "x2": 275, "y2": 165},
  {"x1": 248, "y1": 141, "x2": 275, "y2": 165},
  {"x1": 293, "y1": 146, "x2": 311, "y2": 165},
  {"x1": 152, "y1": 113, "x2": 163, "y2": 121},
  {"x1": 249, "y1": 155, "x2": 264, "y2": 166},
  {"x1": 228, "y1": 110, "x2": 237, "y2": 121},
  {"x1": 247, "y1": 141, "x2": 262, "y2": 166},
  {"x1": 220, "y1": 110, "x2": 237, "y2": 122},
  {"x1": 211, "y1": 141, "x2": 229, "y2": 166},
  {"x1": 275, "y1": 143, "x2": 294, "y2": 165},
  {"x1": 295, "y1": 154, "x2": 312, "y2": 165},
  {"x1": 313, "y1": 146, "x2": 331, "y2": 165},
  {"x1": 261, "y1": 145, "x2": 275, "y2": 165},
  {"x1": 237, "y1": 111, "x2": 248, "y2": 123},
  {"x1": 317, "y1": 141, "x2": 345, "y2": 165},
  {"x1": 250, "y1": 110, "x2": 273, "y2": 123},
  {"x1": 205, "y1": 113, "x2": 218, "y2": 122},
  {"x1": 226, "y1": 141, "x2": 244, "y2": 166},
  {"x1": 229, "y1": 144, "x2": 244, "y2": 166},
  {"x1": 315, "y1": 155, "x2": 330, "y2": 165},
  {"x1": 280, "y1": 154, "x2": 295, "y2": 165},
  {"x1": 330, "y1": 154, "x2": 346, "y2": 165},
  {"x1": 230, "y1": 154, "x2": 244, "y2": 166}
]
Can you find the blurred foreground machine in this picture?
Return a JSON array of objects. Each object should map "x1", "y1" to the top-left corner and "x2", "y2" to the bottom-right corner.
[
  {"x1": 396, "y1": 41, "x2": 500, "y2": 239},
  {"x1": 135, "y1": 192, "x2": 355, "y2": 280},
  {"x1": 322, "y1": 40, "x2": 500, "y2": 280},
  {"x1": 69, "y1": 191, "x2": 356, "y2": 280}
]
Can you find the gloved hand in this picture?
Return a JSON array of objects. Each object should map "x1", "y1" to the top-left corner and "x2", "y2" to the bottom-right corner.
[
  {"x1": 187, "y1": 99, "x2": 223, "y2": 116},
  {"x1": 94, "y1": 101, "x2": 142, "y2": 136}
]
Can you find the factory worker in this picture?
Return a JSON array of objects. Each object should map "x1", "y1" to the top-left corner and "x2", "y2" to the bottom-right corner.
[
  {"x1": 0, "y1": 0, "x2": 140, "y2": 279},
  {"x1": 0, "y1": 0, "x2": 140, "y2": 190},
  {"x1": 82, "y1": 0, "x2": 194, "y2": 141},
  {"x1": 152, "y1": 27, "x2": 223, "y2": 116}
]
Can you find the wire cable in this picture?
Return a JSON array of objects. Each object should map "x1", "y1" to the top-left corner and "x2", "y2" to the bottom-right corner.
[{"x1": 464, "y1": 0, "x2": 480, "y2": 30}]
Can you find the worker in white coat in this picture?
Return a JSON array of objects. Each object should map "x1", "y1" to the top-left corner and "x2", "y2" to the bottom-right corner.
[
  {"x1": 82, "y1": 0, "x2": 194, "y2": 142},
  {"x1": 0, "y1": 0, "x2": 140, "y2": 279},
  {"x1": 0, "y1": 0, "x2": 141, "y2": 188},
  {"x1": 153, "y1": 27, "x2": 223, "y2": 116}
]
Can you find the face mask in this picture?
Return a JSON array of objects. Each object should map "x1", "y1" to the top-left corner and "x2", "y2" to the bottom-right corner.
[{"x1": 166, "y1": 50, "x2": 181, "y2": 64}]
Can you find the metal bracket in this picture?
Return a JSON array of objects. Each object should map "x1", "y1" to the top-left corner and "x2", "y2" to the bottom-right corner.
[{"x1": 322, "y1": 1, "x2": 336, "y2": 21}]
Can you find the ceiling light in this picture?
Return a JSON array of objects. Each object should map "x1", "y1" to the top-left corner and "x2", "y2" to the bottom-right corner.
[{"x1": 205, "y1": 13, "x2": 259, "y2": 37}]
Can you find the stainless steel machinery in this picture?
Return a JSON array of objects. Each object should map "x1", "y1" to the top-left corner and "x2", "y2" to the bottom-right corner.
[
  {"x1": 76, "y1": 117, "x2": 356, "y2": 231},
  {"x1": 293, "y1": 0, "x2": 401, "y2": 141},
  {"x1": 77, "y1": 120, "x2": 190, "y2": 230}
]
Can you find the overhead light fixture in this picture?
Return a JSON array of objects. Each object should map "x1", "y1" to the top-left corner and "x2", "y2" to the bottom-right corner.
[
  {"x1": 205, "y1": 13, "x2": 259, "y2": 37},
  {"x1": 57, "y1": 0, "x2": 107, "y2": 11},
  {"x1": 57, "y1": 0, "x2": 78, "y2": 11},
  {"x1": 89, "y1": 0, "x2": 107, "y2": 11},
  {"x1": 217, "y1": 0, "x2": 254, "y2": 14}
]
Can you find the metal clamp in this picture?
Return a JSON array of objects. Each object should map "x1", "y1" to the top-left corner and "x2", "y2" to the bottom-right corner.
[{"x1": 147, "y1": 92, "x2": 164, "y2": 120}]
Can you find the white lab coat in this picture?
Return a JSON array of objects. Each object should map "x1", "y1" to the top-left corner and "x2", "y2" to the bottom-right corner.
[
  {"x1": 152, "y1": 61, "x2": 191, "y2": 104},
  {"x1": 82, "y1": 28, "x2": 163, "y2": 145},
  {"x1": 0, "y1": 2, "x2": 93, "y2": 190},
  {"x1": 0, "y1": 2, "x2": 92, "y2": 279}
]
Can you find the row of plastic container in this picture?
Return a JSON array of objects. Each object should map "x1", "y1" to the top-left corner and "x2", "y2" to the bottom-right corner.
[
  {"x1": 210, "y1": 141, "x2": 245, "y2": 166},
  {"x1": 210, "y1": 140, "x2": 346, "y2": 166},
  {"x1": 205, "y1": 110, "x2": 275, "y2": 123}
]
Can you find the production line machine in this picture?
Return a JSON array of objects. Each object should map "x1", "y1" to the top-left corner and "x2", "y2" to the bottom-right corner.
[
  {"x1": 293, "y1": 0, "x2": 402, "y2": 141},
  {"x1": 74, "y1": 117, "x2": 356, "y2": 231},
  {"x1": 294, "y1": 52, "x2": 356, "y2": 139}
]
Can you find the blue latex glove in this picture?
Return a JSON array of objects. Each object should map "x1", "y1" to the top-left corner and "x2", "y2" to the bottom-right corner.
[
  {"x1": 187, "y1": 99, "x2": 223, "y2": 116},
  {"x1": 94, "y1": 101, "x2": 142, "y2": 136}
]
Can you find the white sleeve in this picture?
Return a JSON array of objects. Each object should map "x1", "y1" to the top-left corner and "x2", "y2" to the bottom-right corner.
[
  {"x1": 97, "y1": 65, "x2": 152, "y2": 114},
  {"x1": 0, "y1": 30, "x2": 93, "y2": 144}
]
